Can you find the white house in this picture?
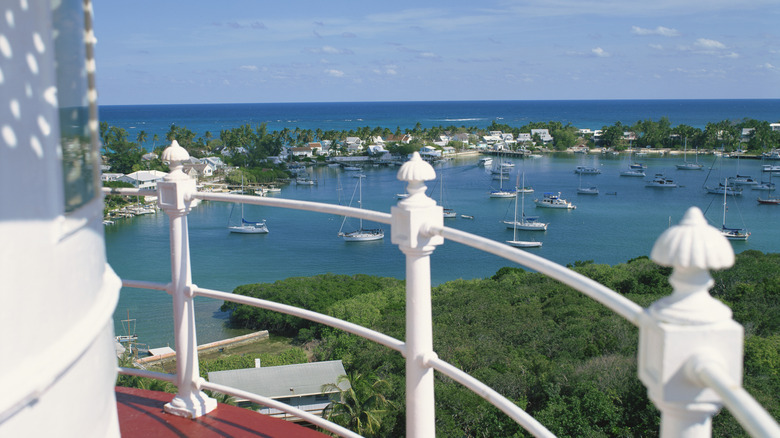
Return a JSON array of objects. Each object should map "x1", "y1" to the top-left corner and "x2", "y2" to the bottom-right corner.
[
  {"x1": 182, "y1": 162, "x2": 213, "y2": 179},
  {"x1": 207, "y1": 360, "x2": 350, "y2": 420},
  {"x1": 367, "y1": 144, "x2": 389, "y2": 155},
  {"x1": 530, "y1": 129, "x2": 553, "y2": 143},
  {"x1": 419, "y1": 145, "x2": 441, "y2": 158},
  {"x1": 202, "y1": 156, "x2": 226, "y2": 171},
  {"x1": 516, "y1": 133, "x2": 532, "y2": 143},
  {"x1": 307, "y1": 142, "x2": 323, "y2": 155},
  {"x1": 291, "y1": 146, "x2": 314, "y2": 158},
  {"x1": 771, "y1": 123, "x2": 780, "y2": 132},
  {"x1": 118, "y1": 170, "x2": 168, "y2": 190},
  {"x1": 101, "y1": 173, "x2": 124, "y2": 182}
]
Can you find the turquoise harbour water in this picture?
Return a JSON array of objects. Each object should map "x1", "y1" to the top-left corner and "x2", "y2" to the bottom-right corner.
[
  {"x1": 103, "y1": 99, "x2": 780, "y2": 348},
  {"x1": 107, "y1": 153, "x2": 780, "y2": 348}
]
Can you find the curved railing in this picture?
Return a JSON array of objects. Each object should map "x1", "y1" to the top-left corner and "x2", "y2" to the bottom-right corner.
[{"x1": 105, "y1": 149, "x2": 780, "y2": 438}]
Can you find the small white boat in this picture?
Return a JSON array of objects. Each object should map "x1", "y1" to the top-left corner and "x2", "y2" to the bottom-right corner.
[
  {"x1": 577, "y1": 186, "x2": 599, "y2": 195},
  {"x1": 720, "y1": 180, "x2": 750, "y2": 241},
  {"x1": 460, "y1": 214, "x2": 474, "y2": 219},
  {"x1": 343, "y1": 166, "x2": 362, "y2": 171},
  {"x1": 489, "y1": 163, "x2": 514, "y2": 198},
  {"x1": 535, "y1": 192, "x2": 576, "y2": 209},
  {"x1": 338, "y1": 175, "x2": 384, "y2": 242},
  {"x1": 478, "y1": 157, "x2": 493, "y2": 167},
  {"x1": 490, "y1": 189, "x2": 515, "y2": 198},
  {"x1": 506, "y1": 176, "x2": 544, "y2": 247},
  {"x1": 574, "y1": 166, "x2": 601, "y2": 175},
  {"x1": 676, "y1": 139, "x2": 703, "y2": 170},
  {"x1": 706, "y1": 184, "x2": 743, "y2": 196},
  {"x1": 729, "y1": 175, "x2": 759, "y2": 186},
  {"x1": 577, "y1": 173, "x2": 598, "y2": 195},
  {"x1": 751, "y1": 181, "x2": 775, "y2": 191},
  {"x1": 762, "y1": 164, "x2": 780, "y2": 173},
  {"x1": 228, "y1": 177, "x2": 269, "y2": 234},
  {"x1": 507, "y1": 240, "x2": 543, "y2": 248},
  {"x1": 504, "y1": 174, "x2": 548, "y2": 230},
  {"x1": 620, "y1": 169, "x2": 645, "y2": 177},
  {"x1": 645, "y1": 174, "x2": 677, "y2": 188}
]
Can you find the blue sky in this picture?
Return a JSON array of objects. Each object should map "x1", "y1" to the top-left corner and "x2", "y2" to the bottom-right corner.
[{"x1": 92, "y1": 1, "x2": 780, "y2": 105}]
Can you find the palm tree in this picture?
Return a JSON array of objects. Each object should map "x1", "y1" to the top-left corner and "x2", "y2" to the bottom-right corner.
[
  {"x1": 136, "y1": 130, "x2": 148, "y2": 147},
  {"x1": 321, "y1": 372, "x2": 393, "y2": 437}
]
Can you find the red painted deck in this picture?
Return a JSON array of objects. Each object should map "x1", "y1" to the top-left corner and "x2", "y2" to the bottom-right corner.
[{"x1": 116, "y1": 386, "x2": 329, "y2": 437}]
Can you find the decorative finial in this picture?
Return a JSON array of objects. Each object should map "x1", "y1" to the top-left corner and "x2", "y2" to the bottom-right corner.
[
  {"x1": 397, "y1": 152, "x2": 436, "y2": 202},
  {"x1": 162, "y1": 140, "x2": 190, "y2": 181},
  {"x1": 648, "y1": 206, "x2": 735, "y2": 324},
  {"x1": 650, "y1": 207, "x2": 734, "y2": 270}
]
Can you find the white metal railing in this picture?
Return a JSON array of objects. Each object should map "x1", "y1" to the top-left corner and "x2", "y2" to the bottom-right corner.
[{"x1": 107, "y1": 144, "x2": 780, "y2": 438}]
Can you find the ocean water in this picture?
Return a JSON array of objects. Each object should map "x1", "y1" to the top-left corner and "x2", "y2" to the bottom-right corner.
[
  {"x1": 102, "y1": 100, "x2": 780, "y2": 348},
  {"x1": 99, "y1": 99, "x2": 780, "y2": 149}
]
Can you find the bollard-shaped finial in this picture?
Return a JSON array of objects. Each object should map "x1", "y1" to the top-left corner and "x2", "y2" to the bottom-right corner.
[
  {"x1": 648, "y1": 206, "x2": 734, "y2": 324},
  {"x1": 650, "y1": 207, "x2": 734, "y2": 270},
  {"x1": 162, "y1": 140, "x2": 190, "y2": 181},
  {"x1": 397, "y1": 152, "x2": 437, "y2": 205}
]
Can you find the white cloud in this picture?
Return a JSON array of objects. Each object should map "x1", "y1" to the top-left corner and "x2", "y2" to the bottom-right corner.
[
  {"x1": 631, "y1": 26, "x2": 679, "y2": 37},
  {"x1": 304, "y1": 46, "x2": 354, "y2": 55},
  {"x1": 760, "y1": 62, "x2": 777, "y2": 71},
  {"x1": 695, "y1": 38, "x2": 726, "y2": 50},
  {"x1": 649, "y1": 44, "x2": 664, "y2": 50},
  {"x1": 239, "y1": 65, "x2": 258, "y2": 72},
  {"x1": 592, "y1": 47, "x2": 610, "y2": 57},
  {"x1": 324, "y1": 69, "x2": 344, "y2": 77}
]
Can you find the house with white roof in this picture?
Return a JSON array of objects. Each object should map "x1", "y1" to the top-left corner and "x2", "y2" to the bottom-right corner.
[
  {"x1": 771, "y1": 123, "x2": 780, "y2": 132},
  {"x1": 291, "y1": 146, "x2": 314, "y2": 158},
  {"x1": 367, "y1": 144, "x2": 389, "y2": 155},
  {"x1": 101, "y1": 173, "x2": 124, "y2": 182},
  {"x1": 207, "y1": 360, "x2": 349, "y2": 420},
  {"x1": 118, "y1": 170, "x2": 168, "y2": 190},
  {"x1": 419, "y1": 145, "x2": 441, "y2": 158},
  {"x1": 530, "y1": 129, "x2": 553, "y2": 144}
]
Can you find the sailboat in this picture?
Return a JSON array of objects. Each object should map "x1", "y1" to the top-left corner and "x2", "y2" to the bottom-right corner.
[
  {"x1": 437, "y1": 173, "x2": 457, "y2": 218},
  {"x1": 577, "y1": 172, "x2": 599, "y2": 195},
  {"x1": 504, "y1": 173, "x2": 548, "y2": 231},
  {"x1": 757, "y1": 172, "x2": 780, "y2": 204},
  {"x1": 676, "y1": 138, "x2": 704, "y2": 170},
  {"x1": 115, "y1": 310, "x2": 138, "y2": 343},
  {"x1": 228, "y1": 176, "x2": 268, "y2": 234},
  {"x1": 720, "y1": 179, "x2": 750, "y2": 240},
  {"x1": 489, "y1": 161, "x2": 515, "y2": 198},
  {"x1": 338, "y1": 175, "x2": 384, "y2": 241},
  {"x1": 620, "y1": 147, "x2": 646, "y2": 177},
  {"x1": 505, "y1": 174, "x2": 543, "y2": 247}
]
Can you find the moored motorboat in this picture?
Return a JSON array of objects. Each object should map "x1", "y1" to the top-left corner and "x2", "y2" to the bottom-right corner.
[
  {"x1": 645, "y1": 174, "x2": 677, "y2": 188},
  {"x1": 534, "y1": 192, "x2": 576, "y2": 209}
]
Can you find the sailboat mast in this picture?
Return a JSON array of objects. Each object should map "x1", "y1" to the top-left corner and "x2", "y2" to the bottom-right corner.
[
  {"x1": 358, "y1": 175, "x2": 363, "y2": 230},
  {"x1": 513, "y1": 178, "x2": 519, "y2": 241},
  {"x1": 723, "y1": 178, "x2": 728, "y2": 228}
]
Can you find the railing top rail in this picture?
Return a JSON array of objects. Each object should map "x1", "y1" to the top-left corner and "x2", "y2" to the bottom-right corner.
[{"x1": 195, "y1": 191, "x2": 392, "y2": 225}]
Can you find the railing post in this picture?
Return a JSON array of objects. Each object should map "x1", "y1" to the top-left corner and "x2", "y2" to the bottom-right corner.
[
  {"x1": 392, "y1": 153, "x2": 444, "y2": 438},
  {"x1": 157, "y1": 140, "x2": 217, "y2": 418},
  {"x1": 639, "y1": 207, "x2": 743, "y2": 437}
]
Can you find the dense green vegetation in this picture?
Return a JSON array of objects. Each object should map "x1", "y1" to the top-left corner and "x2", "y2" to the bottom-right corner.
[
  {"x1": 99, "y1": 117, "x2": 780, "y2": 176},
  {"x1": 221, "y1": 252, "x2": 779, "y2": 437}
]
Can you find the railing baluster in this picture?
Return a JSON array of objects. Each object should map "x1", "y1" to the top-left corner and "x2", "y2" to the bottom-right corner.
[
  {"x1": 157, "y1": 140, "x2": 217, "y2": 418},
  {"x1": 392, "y1": 153, "x2": 444, "y2": 438},
  {"x1": 640, "y1": 207, "x2": 744, "y2": 437}
]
